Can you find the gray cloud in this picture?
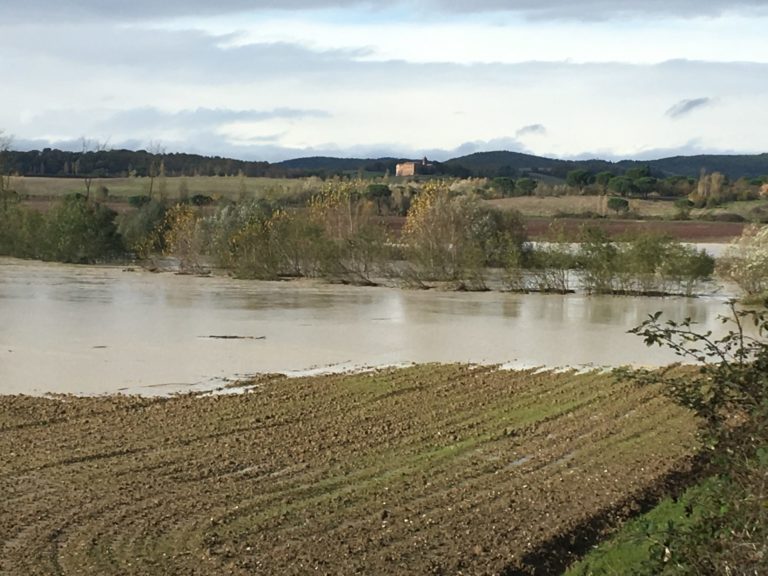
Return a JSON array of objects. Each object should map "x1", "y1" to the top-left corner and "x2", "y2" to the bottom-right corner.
[
  {"x1": 3, "y1": 33, "x2": 767, "y2": 162},
  {"x1": 0, "y1": 0, "x2": 766, "y2": 21},
  {"x1": 3, "y1": 21, "x2": 768, "y2": 91},
  {"x1": 20, "y1": 106, "x2": 328, "y2": 135},
  {"x1": 106, "y1": 107, "x2": 329, "y2": 131},
  {"x1": 430, "y1": 0, "x2": 768, "y2": 19},
  {"x1": 665, "y1": 97, "x2": 714, "y2": 119},
  {"x1": 10, "y1": 134, "x2": 529, "y2": 163},
  {"x1": 0, "y1": 25, "x2": 369, "y2": 83},
  {"x1": 12, "y1": 107, "x2": 331, "y2": 162},
  {"x1": 0, "y1": 1, "x2": 354, "y2": 22},
  {"x1": 516, "y1": 124, "x2": 547, "y2": 137}
]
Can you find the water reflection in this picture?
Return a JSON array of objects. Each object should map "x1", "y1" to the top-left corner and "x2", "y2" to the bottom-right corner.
[{"x1": 0, "y1": 257, "x2": 740, "y2": 396}]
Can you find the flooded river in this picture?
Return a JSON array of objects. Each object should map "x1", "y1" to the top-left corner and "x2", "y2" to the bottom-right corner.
[{"x1": 0, "y1": 257, "x2": 738, "y2": 396}]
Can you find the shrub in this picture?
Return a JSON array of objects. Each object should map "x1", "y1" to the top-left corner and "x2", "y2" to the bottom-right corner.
[
  {"x1": 404, "y1": 182, "x2": 526, "y2": 288},
  {"x1": 528, "y1": 243, "x2": 574, "y2": 293},
  {"x1": 309, "y1": 179, "x2": 388, "y2": 285},
  {"x1": 608, "y1": 196, "x2": 629, "y2": 214},
  {"x1": 574, "y1": 231, "x2": 714, "y2": 296},
  {"x1": 717, "y1": 225, "x2": 768, "y2": 300},
  {"x1": 43, "y1": 195, "x2": 123, "y2": 263},
  {"x1": 577, "y1": 227, "x2": 618, "y2": 294},
  {"x1": 615, "y1": 304, "x2": 768, "y2": 574},
  {"x1": 116, "y1": 200, "x2": 167, "y2": 258},
  {"x1": 0, "y1": 204, "x2": 45, "y2": 259},
  {"x1": 697, "y1": 212, "x2": 746, "y2": 223},
  {"x1": 748, "y1": 205, "x2": 768, "y2": 224},
  {"x1": 128, "y1": 195, "x2": 151, "y2": 208},
  {"x1": 190, "y1": 194, "x2": 214, "y2": 206},
  {"x1": 162, "y1": 204, "x2": 205, "y2": 273}
]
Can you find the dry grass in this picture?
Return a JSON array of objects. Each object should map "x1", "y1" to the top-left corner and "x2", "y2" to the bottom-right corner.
[{"x1": 8, "y1": 175, "x2": 320, "y2": 201}]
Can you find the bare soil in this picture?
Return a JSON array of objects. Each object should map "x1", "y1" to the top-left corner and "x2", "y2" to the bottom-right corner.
[
  {"x1": 0, "y1": 366, "x2": 698, "y2": 575},
  {"x1": 524, "y1": 218, "x2": 745, "y2": 242}
]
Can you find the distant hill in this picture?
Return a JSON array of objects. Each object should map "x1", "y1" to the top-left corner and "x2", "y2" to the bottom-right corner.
[
  {"x1": 3, "y1": 147, "x2": 767, "y2": 180},
  {"x1": 626, "y1": 154, "x2": 768, "y2": 179},
  {"x1": 444, "y1": 151, "x2": 615, "y2": 179},
  {"x1": 443, "y1": 151, "x2": 563, "y2": 173},
  {"x1": 446, "y1": 151, "x2": 768, "y2": 179},
  {"x1": 274, "y1": 156, "x2": 400, "y2": 172}
]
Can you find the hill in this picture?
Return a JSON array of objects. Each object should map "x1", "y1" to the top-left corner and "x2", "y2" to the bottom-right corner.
[
  {"x1": 2, "y1": 147, "x2": 767, "y2": 180},
  {"x1": 627, "y1": 153, "x2": 768, "y2": 179},
  {"x1": 274, "y1": 156, "x2": 400, "y2": 172},
  {"x1": 447, "y1": 151, "x2": 768, "y2": 179}
]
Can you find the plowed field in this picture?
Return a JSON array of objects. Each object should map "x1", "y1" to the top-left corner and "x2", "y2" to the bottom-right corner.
[{"x1": 0, "y1": 365, "x2": 698, "y2": 575}]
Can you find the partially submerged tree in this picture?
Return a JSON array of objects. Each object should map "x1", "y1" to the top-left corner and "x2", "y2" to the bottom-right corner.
[
  {"x1": 717, "y1": 225, "x2": 768, "y2": 301},
  {"x1": 44, "y1": 195, "x2": 123, "y2": 263},
  {"x1": 162, "y1": 204, "x2": 205, "y2": 273},
  {"x1": 404, "y1": 182, "x2": 526, "y2": 289},
  {"x1": 76, "y1": 137, "x2": 110, "y2": 200},
  {"x1": 0, "y1": 130, "x2": 13, "y2": 210},
  {"x1": 575, "y1": 229, "x2": 714, "y2": 296},
  {"x1": 146, "y1": 141, "x2": 166, "y2": 200},
  {"x1": 309, "y1": 179, "x2": 388, "y2": 284}
]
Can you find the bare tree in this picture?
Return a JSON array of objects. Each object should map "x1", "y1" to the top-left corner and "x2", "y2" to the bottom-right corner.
[
  {"x1": 146, "y1": 141, "x2": 166, "y2": 201},
  {"x1": 76, "y1": 137, "x2": 110, "y2": 200},
  {"x1": 0, "y1": 130, "x2": 13, "y2": 210}
]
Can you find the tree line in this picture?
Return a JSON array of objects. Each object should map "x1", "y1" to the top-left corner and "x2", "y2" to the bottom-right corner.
[
  {"x1": 0, "y1": 147, "x2": 461, "y2": 180},
  {"x1": 5, "y1": 180, "x2": 757, "y2": 299}
]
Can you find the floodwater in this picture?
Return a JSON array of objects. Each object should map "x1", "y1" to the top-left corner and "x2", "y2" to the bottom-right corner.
[{"x1": 0, "y1": 257, "x2": 738, "y2": 396}]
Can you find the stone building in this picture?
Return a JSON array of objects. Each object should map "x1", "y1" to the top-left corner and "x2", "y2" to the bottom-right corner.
[{"x1": 396, "y1": 157, "x2": 434, "y2": 177}]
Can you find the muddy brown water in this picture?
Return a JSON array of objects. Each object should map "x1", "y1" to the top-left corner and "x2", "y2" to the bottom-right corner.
[{"x1": 0, "y1": 257, "x2": 737, "y2": 396}]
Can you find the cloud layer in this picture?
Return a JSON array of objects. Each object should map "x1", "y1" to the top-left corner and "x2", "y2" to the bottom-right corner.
[
  {"x1": 3, "y1": 0, "x2": 767, "y2": 21},
  {"x1": 1, "y1": 3, "x2": 767, "y2": 160}
]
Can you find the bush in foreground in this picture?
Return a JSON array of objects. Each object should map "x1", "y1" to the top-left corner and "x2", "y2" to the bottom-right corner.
[{"x1": 582, "y1": 303, "x2": 768, "y2": 575}]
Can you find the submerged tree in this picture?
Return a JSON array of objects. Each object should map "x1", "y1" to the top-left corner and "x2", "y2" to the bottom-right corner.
[
  {"x1": 44, "y1": 195, "x2": 123, "y2": 263},
  {"x1": 162, "y1": 204, "x2": 205, "y2": 273},
  {"x1": 717, "y1": 225, "x2": 768, "y2": 301},
  {"x1": 309, "y1": 179, "x2": 388, "y2": 285},
  {"x1": 0, "y1": 130, "x2": 13, "y2": 210},
  {"x1": 404, "y1": 181, "x2": 526, "y2": 289}
]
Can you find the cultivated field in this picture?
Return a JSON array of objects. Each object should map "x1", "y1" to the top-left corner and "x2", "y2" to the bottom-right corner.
[
  {"x1": 0, "y1": 365, "x2": 698, "y2": 575},
  {"x1": 523, "y1": 217, "x2": 746, "y2": 242},
  {"x1": 486, "y1": 196, "x2": 678, "y2": 219}
]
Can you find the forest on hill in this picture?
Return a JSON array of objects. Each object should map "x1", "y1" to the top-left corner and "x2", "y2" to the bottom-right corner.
[{"x1": 2, "y1": 147, "x2": 768, "y2": 180}]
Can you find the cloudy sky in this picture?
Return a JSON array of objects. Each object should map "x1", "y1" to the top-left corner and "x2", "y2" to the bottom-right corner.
[{"x1": 1, "y1": 1, "x2": 767, "y2": 161}]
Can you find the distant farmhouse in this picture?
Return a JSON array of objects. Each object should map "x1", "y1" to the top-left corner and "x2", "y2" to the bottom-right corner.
[{"x1": 395, "y1": 157, "x2": 434, "y2": 177}]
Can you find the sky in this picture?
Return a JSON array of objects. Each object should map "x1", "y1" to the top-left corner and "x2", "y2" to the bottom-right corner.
[{"x1": 1, "y1": 1, "x2": 767, "y2": 162}]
